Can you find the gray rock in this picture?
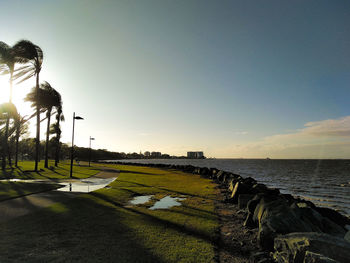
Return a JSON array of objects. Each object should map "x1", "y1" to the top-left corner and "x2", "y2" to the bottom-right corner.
[
  {"x1": 243, "y1": 212, "x2": 256, "y2": 229},
  {"x1": 344, "y1": 230, "x2": 350, "y2": 243},
  {"x1": 238, "y1": 194, "x2": 255, "y2": 210},
  {"x1": 231, "y1": 181, "x2": 251, "y2": 203},
  {"x1": 216, "y1": 170, "x2": 225, "y2": 181},
  {"x1": 314, "y1": 207, "x2": 350, "y2": 228},
  {"x1": 273, "y1": 232, "x2": 350, "y2": 263},
  {"x1": 304, "y1": 251, "x2": 340, "y2": 263}
]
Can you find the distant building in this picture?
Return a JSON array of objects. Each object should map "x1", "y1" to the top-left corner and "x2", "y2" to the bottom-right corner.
[
  {"x1": 151, "y1": 151, "x2": 162, "y2": 158},
  {"x1": 187, "y1": 151, "x2": 205, "y2": 159},
  {"x1": 144, "y1": 151, "x2": 150, "y2": 157}
]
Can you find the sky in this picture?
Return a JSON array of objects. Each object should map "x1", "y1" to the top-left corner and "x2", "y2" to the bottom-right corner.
[{"x1": 0, "y1": 0, "x2": 349, "y2": 158}]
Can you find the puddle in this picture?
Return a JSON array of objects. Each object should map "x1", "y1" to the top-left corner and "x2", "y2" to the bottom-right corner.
[
  {"x1": 149, "y1": 196, "x2": 186, "y2": 210},
  {"x1": 56, "y1": 177, "x2": 117, "y2": 193},
  {"x1": 129, "y1": 195, "x2": 154, "y2": 205}
]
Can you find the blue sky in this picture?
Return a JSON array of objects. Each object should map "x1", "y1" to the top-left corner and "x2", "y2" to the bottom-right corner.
[{"x1": 1, "y1": 0, "x2": 350, "y2": 158}]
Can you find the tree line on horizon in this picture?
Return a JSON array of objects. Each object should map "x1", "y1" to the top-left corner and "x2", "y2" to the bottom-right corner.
[
  {"x1": 13, "y1": 138, "x2": 181, "y2": 163},
  {"x1": 0, "y1": 40, "x2": 63, "y2": 171}
]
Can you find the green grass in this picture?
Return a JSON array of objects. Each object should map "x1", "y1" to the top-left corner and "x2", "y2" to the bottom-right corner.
[
  {"x1": 0, "y1": 160, "x2": 101, "y2": 179},
  {"x1": 0, "y1": 181, "x2": 62, "y2": 201},
  {"x1": 0, "y1": 164, "x2": 219, "y2": 262}
]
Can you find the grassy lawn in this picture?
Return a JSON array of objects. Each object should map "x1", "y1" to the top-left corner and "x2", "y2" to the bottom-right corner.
[
  {"x1": 0, "y1": 164, "x2": 219, "y2": 262},
  {"x1": 0, "y1": 181, "x2": 62, "y2": 201},
  {"x1": 0, "y1": 160, "x2": 101, "y2": 179}
]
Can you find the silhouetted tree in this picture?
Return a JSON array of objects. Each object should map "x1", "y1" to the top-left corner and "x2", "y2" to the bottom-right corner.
[
  {"x1": 25, "y1": 82, "x2": 61, "y2": 168},
  {"x1": 0, "y1": 103, "x2": 18, "y2": 169},
  {"x1": 13, "y1": 40, "x2": 43, "y2": 171},
  {"x1": 12, "y1": 113, "x2": 28, "y2": 166},
  {"x1": 50, "y1": 93, "x2": 64, "y2": 166},
  {"x1": 0, "y1": 41, "x2": 31, "y2": 168}
]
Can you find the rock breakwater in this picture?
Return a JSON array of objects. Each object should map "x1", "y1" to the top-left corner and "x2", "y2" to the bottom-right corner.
[{"x1": 106, "y1": 161, "x2": 350, "y2": 263}]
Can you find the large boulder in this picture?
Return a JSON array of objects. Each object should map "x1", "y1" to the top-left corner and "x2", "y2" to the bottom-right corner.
[
  {"x1": 253, "y1": 198, "x2": 326, "y2": 250},
  {"x1": 183, "y1": 165, "x2": 195, "y2": 173},
  {"x1": 244, "y1": 194, "x2": 279, "y2": 228},
  {"x1": 303, "y1": 251, "x2": 340, "y2": 263},
  {"x1": 228, "y1": 177, "x2": 242, "y2": 192},
  {"x1": 199, "y1": 167, "x2": 210, "y2": 178},
  {"x1": 290, "y1": 204, "x2": 346, "y2": 237},
  {"x1": 215, "y1": 170, "x2": 225, "y2": 181},
  {"x1": 344, "y1": 230, "x2": 350, "y2": 243},
  {"x1": 314, "y1": 207, "x2": 350, "y2": 228},
  {"x1": 230, "y1": 181, "x2": 253, "y2": 203},
  {"x1": 238, "y1": 194, "x2": 255, "y2": 210},
  {"x1": 273, "y1": 232, "x2": 350, "y2": 263}
]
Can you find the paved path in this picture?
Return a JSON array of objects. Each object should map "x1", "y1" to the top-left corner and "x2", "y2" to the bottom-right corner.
[{"x1": 0, "y1": 167, "x2": 119, "y2": 223}]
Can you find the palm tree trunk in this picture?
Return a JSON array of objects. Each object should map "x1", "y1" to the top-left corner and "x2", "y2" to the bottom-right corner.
[
  {"x1": 7, "y1": 125, "x2": 12, "y2": 167},
  {"x1": 54, "y1": 114, "x2": 61, "y2": 167},
  {"x1": 1, "y1": 131, "x2": 6, "y2": 170},
  {"x1": 15, "y1": 124, "x2": 19, "y2": 167},
  {"x1": 34, "y1": 73, "x2": 40, "y2": 171},
  {"x1": 44, "y1": 109, "x2": 51, "y2": 168},
  {"x1": 3, "y1": 72, "x2": 14, "y2": 169}
]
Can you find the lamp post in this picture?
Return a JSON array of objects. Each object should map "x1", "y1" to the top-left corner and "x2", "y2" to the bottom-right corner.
[
  {"x1": 70, "y1": 112, "x2": 84, "y2": 178},
  {"x1": 88, "y1": 136, "x2": 95, "y2": 167}
]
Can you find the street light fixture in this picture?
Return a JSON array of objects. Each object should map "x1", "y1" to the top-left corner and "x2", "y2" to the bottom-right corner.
[
  {"x1": 88, "y1": 136, "x2": 95, "y2": 167},
  {"x1": 70, "y1": 112, "x2": 84, "y2": 178}
]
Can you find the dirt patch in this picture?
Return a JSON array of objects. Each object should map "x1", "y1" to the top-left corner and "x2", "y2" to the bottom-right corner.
[{"x1": 216, "y1": 187, "x2": 259, "y2": 263}]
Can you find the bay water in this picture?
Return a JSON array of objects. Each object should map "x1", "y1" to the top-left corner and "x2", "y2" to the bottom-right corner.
[{"x1": 112, "y1": 159, "x2": 350, "y2": 216}]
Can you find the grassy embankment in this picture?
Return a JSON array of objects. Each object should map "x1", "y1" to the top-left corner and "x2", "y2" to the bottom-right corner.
[
  {"x1": 0, "y1": 160, "x2": 101, "y2": 200},
  {"x1": 0, "y1": 164, "x2": 219, "y2": 262}
]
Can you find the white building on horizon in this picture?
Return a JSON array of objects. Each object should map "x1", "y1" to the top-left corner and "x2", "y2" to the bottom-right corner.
[{"x1": 187, "y1": 151, "x2": 204, "y2": 159}]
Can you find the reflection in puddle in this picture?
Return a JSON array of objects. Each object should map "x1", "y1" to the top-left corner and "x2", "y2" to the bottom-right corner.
[
  {"x1": 149, "y1": 196, "x2": 186, "y2": 210},
  {"x1": 56, "y1": 178, "x2": 117, "y2": 193},
  {"x1": 130, "y1": 195, "x2": 154, "y2": 205}
]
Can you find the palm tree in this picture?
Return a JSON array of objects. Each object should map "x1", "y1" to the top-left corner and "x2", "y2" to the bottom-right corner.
[
  {"x1": 12, "y1": 113, "x2": 28, "y2": 167},
  {"x1": 25, "y1": 82, "x2": 61, "y2": 168},
  {"x1": 13, "y1": 40, "x2": 43, "y2": 171},
  {"x1": 0, "y1": 41, "x2": 31, "y2": 168},
  {"x1": 51, "y1": 96, "x2": 64, "y2": 166},
  {"x1": 0, "y1": 103, "x2": 18, "y2": 169}
]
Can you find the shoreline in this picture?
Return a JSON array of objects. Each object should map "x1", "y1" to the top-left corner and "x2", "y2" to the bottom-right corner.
[
  {"x1": 103, "y1": 159, "x2": 350, "y2": 217},
  {"x1": 103, "y1": 161, "x2": 350, "y2": 263}
]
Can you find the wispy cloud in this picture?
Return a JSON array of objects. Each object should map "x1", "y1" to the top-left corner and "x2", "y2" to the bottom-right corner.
[
  {"x1": 235, "y1": 131, "x2": 249, "y2": 135},
  {"x1": 216, "y1": 116, "x2": 350, "y2": 158},
  {"x1": 303, "y1": 116, "x2": 350, "y2": 137}
]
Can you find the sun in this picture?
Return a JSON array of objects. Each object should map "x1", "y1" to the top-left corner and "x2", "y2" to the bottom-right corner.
[{"x1": 0, "y1": 75, "x2": 34, "y2": 117}]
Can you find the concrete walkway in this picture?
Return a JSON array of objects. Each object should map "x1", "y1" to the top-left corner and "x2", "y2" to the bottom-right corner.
[{"x1": 0, "y1": 167, "x2": 119, "y2": 223}]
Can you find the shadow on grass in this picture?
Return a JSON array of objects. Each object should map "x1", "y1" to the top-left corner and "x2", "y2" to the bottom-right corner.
[
  {"x1": 0, "y1": 196, "x2": 166, "y2": 262},
  {"x1": 116, "y1": 179, "x2": 217, "y2": 201},
  {"x1": 118, "y1": 186, "x2": 217, "y2": 217},
  {"x1": 90, "y1": 191, "x2": 217, "y2": 244},
  {"x1": 117, "y1": 169, "x2": 157, "y2": 176},
  {"x1": 0, "y1": 183, "x2": 218, "y2": 262}
]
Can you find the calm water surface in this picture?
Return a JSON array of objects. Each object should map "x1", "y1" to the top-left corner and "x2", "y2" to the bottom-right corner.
[{"x1": 110, "y1": 159, "x2": 350, "y2": 216}]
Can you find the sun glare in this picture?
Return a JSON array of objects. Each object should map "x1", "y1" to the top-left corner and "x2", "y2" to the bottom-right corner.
[{"x1": 0, "y1": 75, "x2": 33, "y2": 117}]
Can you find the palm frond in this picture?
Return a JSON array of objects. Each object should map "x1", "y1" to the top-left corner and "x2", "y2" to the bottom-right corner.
[
  {"x1": 13, "y1": 64, "x2": 35, "y2": 84},
  {"x1": 13, "y1": 40, "x2": 43, "y2": 70},
  {"x1": 0, "y1": 65, "x2": 10, "y2": 75},
  {"x1": 14, "y1": 64, "x2": 31, "y2": 72}
]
